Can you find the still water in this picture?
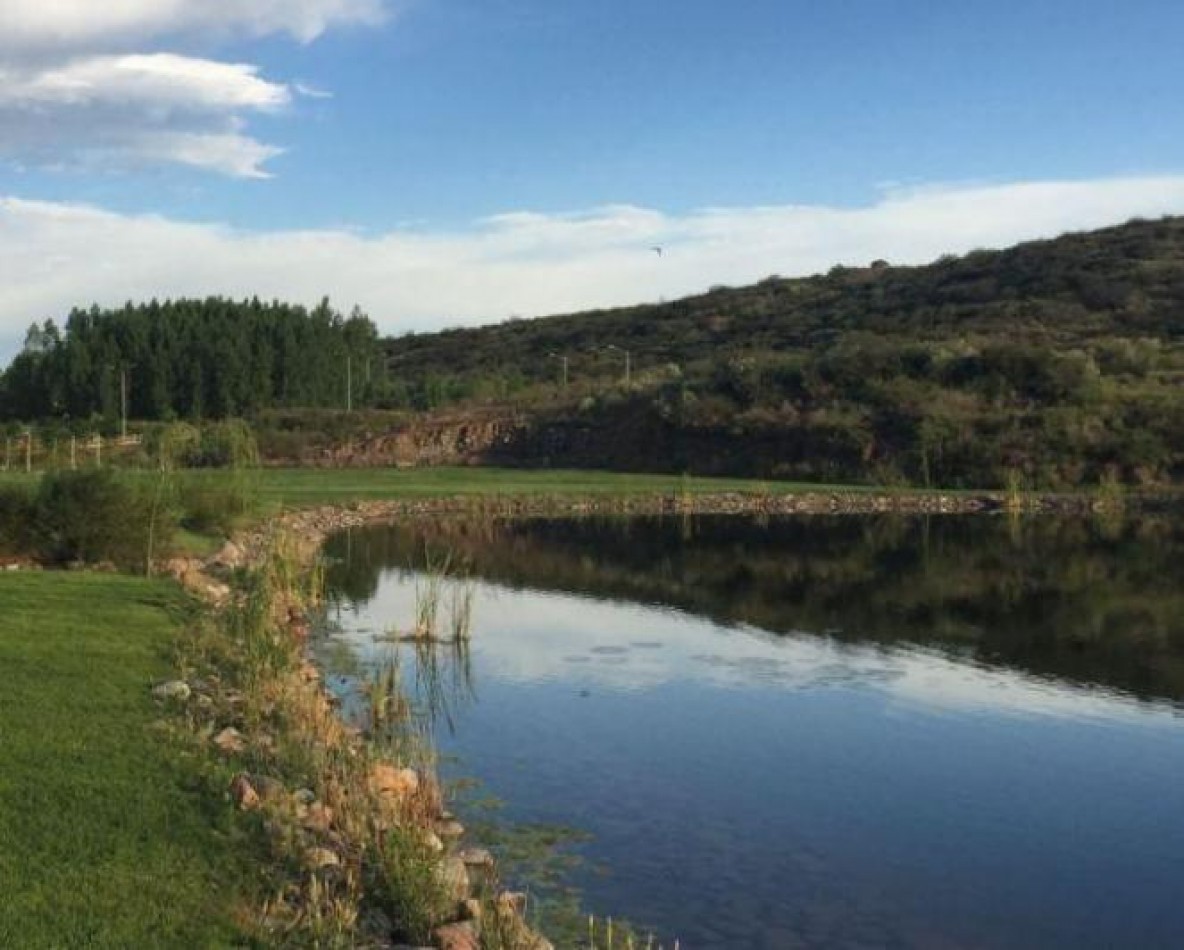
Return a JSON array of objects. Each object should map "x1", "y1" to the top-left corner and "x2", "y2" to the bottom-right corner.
[{"x1": 319, "y1": 515, "x2": 1184, "y2": 949}]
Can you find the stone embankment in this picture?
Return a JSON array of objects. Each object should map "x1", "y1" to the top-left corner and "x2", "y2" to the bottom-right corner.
[
  {"x1": 230, "y1": 488, "x2": 1131, "y2": 559},
  {"x1": 163, "y1": 524, "x2": 552, "y2": 949}
]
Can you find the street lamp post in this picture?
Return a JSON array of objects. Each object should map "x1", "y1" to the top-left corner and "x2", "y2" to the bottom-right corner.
[
  {"x1": 106, "y1": 362, "x2": 132, "y2": 440},
  {"x1": 605, "y1": 344, "x2": 631, "y2": 385},
  {"x1": 547, "y1": 352, "x2": 569, "y2": 391}
]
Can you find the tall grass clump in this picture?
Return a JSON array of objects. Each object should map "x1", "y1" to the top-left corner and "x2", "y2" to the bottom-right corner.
[
  {"x1": 1003, "y1": 467, "x2": 1031, "y2": 515},
  {"x1": 1096, "y1": 467, "x2": 1128, "y2": 512},
  {"x1": 406, "y1": 548, "x2": 476, "y2": 642}
]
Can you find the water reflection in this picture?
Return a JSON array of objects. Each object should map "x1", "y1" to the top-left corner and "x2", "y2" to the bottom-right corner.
[
  {"x1": 324, "y1": 514, "x2": 1184, "y2": 706},
  {"x1": 318, "y1": 515, "x2": 1184, "y2": 949}
]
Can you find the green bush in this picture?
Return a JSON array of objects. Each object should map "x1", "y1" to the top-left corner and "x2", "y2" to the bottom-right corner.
[
  {"x1": 33, "y1": 470, "x2": 167, "y2": 570},
  {"x1": 0, "y1": 485, "x2": 34, "y2": 557}
]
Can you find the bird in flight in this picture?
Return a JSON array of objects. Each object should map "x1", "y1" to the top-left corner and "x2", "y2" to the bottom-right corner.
[{"x1": 651, "y1": 246, "x2": 664, "y2": 257}]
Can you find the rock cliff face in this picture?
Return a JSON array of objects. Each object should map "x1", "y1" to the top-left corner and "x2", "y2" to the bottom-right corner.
[
  {"x1": 290, "y1": 411, "x2": 530, "y2": 468},
  {"x1": 268, "y1": 405, "x2": 839, "y2": 479}
]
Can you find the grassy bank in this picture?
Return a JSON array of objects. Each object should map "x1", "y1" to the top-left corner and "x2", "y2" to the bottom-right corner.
[
  {"x1": 0, "y1": 465, "x2": 877, "y2": 510},
  {"x1": 0, "y1": 572, "x2": 254, "y2": 947}
]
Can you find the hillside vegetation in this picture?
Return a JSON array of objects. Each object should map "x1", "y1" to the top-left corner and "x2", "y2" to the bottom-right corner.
[{"x1": 382, "y1": 215, "x2": 1184, "y2": 488}]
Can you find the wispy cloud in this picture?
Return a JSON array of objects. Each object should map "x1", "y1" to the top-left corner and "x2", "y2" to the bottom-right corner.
[
  {"x1": 1, "y1": 175, "x2": 1182, "y2": 356},
  {"x1": 0, "y1": 1, "x2": 389, "y2": 176},
  {"x1": 0, "y1": 53, "x2": 291, "y2": 176}
]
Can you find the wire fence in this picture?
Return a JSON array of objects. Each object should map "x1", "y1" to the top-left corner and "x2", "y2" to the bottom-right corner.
[{"x1": 0, "y1": 433, "x2": 143, "y2": 473}]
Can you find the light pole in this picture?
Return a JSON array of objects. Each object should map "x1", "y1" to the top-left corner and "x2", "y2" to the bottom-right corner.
[
  {"x1": 106, "y1": 362, "x2": 132, "y2": 440},
  {"x1": 605, "y1": 345, "x2": 632, "y2": 385},
  {"x1": 547, "y1": 352, "x2": 569, "y2": 391},
  {"x1": 120, "y1": 366, "x2": 129, "y2": 440}
]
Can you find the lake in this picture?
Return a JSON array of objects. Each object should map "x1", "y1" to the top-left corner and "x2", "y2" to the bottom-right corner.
[{"x1": 319, "y1": 514, "x2": 1184, "y2": 949}]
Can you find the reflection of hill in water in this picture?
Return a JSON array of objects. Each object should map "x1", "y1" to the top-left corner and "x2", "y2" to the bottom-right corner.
[{"x1": 323, "y1": 514, "x2": 1184, "y2": 706}]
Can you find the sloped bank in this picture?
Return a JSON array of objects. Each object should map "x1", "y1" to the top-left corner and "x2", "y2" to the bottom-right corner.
[{"x1": 164, "y1": 530, "x2": 552, "y2": 949}]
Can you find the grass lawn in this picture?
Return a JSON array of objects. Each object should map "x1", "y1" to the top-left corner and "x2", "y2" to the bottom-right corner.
[
  {"x1": 227, "y1": 466, "x2": 871, "y2": 508},
  {"x1": 0, "y1": 572, "x2": 253, "y2": 948}
]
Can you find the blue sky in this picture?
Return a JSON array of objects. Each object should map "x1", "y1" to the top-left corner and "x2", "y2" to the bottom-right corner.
[{"x1": 1, "y1": 0, "x2": 1183, "y2": 352}]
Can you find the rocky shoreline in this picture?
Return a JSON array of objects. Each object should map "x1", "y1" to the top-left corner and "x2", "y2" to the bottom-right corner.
[
  {"x1": 165, "y1": 524, "x2": 553, "y2": 949},
  {"x1": 229, "y1": 486, "x2": 1147, "y2": 553}
]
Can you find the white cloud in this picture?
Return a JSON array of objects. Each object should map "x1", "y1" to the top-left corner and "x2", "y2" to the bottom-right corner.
[
  {"x1": 0, "y1": 53, "x2": 291, "y2": 177},
  {"x1": 1, "y1": 175, "x2": 1183, "y2": 357},
  {"x1": 128, "y1": 130, "x2": 284, "y2": 178},
  {"x1": 0, "y1": 54, "x2": 290, "y2": 110},
  {"x1": 0, "y1": 0, "x2": 388, "y2": 51},
  {"x1": 0, "y1": 2, "x2": 388, "y2": 175}
]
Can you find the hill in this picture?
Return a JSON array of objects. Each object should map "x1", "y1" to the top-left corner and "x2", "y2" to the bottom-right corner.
[{"x1": 373, "y1": 215, "x2": 1184, "y2": 488}]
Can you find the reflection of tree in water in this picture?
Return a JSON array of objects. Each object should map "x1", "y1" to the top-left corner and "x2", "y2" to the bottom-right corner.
[{"x1": 322, "y1": 514, "x2": 1184, "y2": 705}]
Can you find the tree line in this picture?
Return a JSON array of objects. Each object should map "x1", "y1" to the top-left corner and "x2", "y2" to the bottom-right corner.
[{"x1": 0, "y1": 297, "x2": 386, "y2": 426}]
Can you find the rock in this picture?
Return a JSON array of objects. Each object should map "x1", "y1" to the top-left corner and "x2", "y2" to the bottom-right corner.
[
  {"x1": 213, "y1": 727, "x2": 246, "y2": 754},
  {"x1": 163, "y1": 557, "x2": 197, "y2": 581},
  {"x1": 210, "y1": 580, "x2": 232, "y2": 599},
  {"x1": 229, "y1": 773, "x2": 260, "y2": 811},
  {"x1": 432, "y1": 921, "x2": 479, "y2": 950},
  {"x1": 435, "y1": 857, "x2": 470, "y2": 903},
  {"x1": 305, "y1": 847, "x2": 341, "y2": 870},
  {"x1": 210, "y1": 540, "x2": 245, "y2": 570},
  {"x1": 458, "y1": 848, "x2": 495, "y2": 887},
  {"x1": 457, "y1": 848, "x2": 494, "y2": 870},
  {"x1": 435, "y1": 818, "x2": 465, "y2": 841},
  {"x1": 370, "y1": 763, "x2": 419, "y2": 799},
  {"x1": 151, "y1": 680, "x2": 191, "y2": 702}
]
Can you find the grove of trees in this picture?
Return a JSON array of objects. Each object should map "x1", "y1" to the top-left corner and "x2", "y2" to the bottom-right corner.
[{"x1": 0, "y1": 297, "x2": 386, "y2": 426}]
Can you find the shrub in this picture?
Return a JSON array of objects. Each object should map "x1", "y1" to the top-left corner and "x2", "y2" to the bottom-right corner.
[
  {"x1": 0, "y1": 484, "x2": 34, "y2": 556},
  {"x1": 33, "y1": 469, "x2": 164, "y2": 569},
  {"x1": 189, "y1": 420, "x2": 260, "y2": 469},
  {"x1": 177, "y1": 475, "x2": 252, "y2": 534}
]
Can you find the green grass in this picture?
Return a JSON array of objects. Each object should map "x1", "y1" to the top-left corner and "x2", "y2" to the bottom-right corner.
[
  {"x1": 217, "y1": 466, "x2": 873, "y2": 508},
  {"x1": 0, "y1": 465, "x2": 1012, "y2": 531},
  {"x1": 0, "y1": 572, "x2": 253, "y2": 948},
  {"x1": 5, "y1": 466, "x2": 871, "y2": 517}
]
